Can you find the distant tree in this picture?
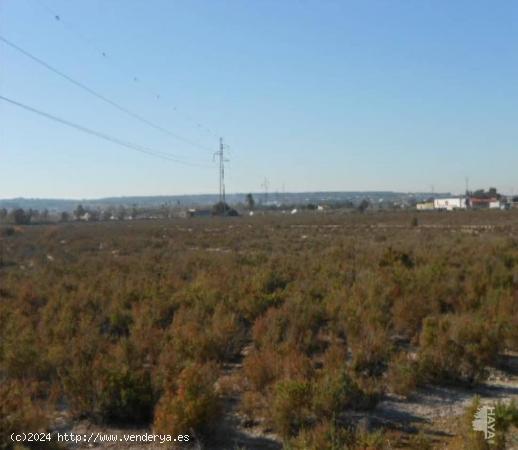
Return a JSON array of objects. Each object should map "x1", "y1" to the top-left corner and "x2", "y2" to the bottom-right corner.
[
  {"x1": 30, "y1": 210, "x2": 40, "y2": 222},
  {"x1": 116, "y1": 206, "x2": 126, "y2": 221},
  {"x1": 472, "y1": 187, "x2": 501, "y2": 200},
  {"x1": 60, "y1": 212, "x2": 70, "y2": 222},
  {"x1": 10, "y1": 208, "x2": 30, "y2": 225},
  {"x1": 41, "y1": 209, "x2": 49, "y2": 222},
  {"x1": 0, "y1": 208, "x2": 7, "y2": 222},
  {"x1": 245, "y1": 193, "x2": 255, "y2": 211},
  {"x1": 102, "y1": 210, "x2": 112, "y2": 221},
  {"x1": 357, "y1": 200, "x2": 370, "y2": 213},
  {"x1": 212, "y1": 202, "x2": 238, "y2": 216},
  {"x1": 212, "y1": 202, "x2": 228, "y2": 216},
  {"x1": 159, "y1": 204, "x2": 169, "y2": 219},
  {"x1": 89, "y1": 210, "x2": 100, "y2": 221},
  {"x1": 74, "y1": 204, "x2": 86, "y2": 220}
]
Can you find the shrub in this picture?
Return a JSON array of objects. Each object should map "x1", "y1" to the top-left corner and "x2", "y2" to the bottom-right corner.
[
  {"x1": 0, "y1": 226, "x2": 15, "y2": 237},
  {"x1": 418, "y1": 315, "x2": 500, "y2": 385},
  {"x1": 153, "y1": 363, "x2": 220, "y2": 437},
  {"x1": 271, "y1": 380, "x2": 312, "y2": 439},
  {"x1": 493, "y1": 400, "x2": 518, "y2": 449},
  {"x1": 242, "y1": 347, "x2": 281, "y2": 391},
  {"x1": 55, "y1": 331, "x2": 106, "y2": 418},
  {"x1": 96, "y1": 367, "x2": 155, "y2": 424},
  {"x1": 449, "y1": 397, "x2": 491, "y2": 450},
  {"x1": 354, "y1": 428, "x2": 387, "y2": 449},
  {"x1": 407, "y1": 432, "x2": 433, "y2": 450},
  {"x1": 241, "y1": 390, "x2": 268, "y2": 420},
  {"x1": 289, "y1": 420, "x2": 355, "y2": 450},
  {"x1": 386, "y1": 352, "x2": 419, "y2": 397},
  {"x1": 312, "y1": 368, "x2": 364, "y2": 418},
  {"x1": 0, "y1": 381, "x2": 47, "y2": 450}
]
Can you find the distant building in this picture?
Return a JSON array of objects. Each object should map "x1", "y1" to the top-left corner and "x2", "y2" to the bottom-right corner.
[
  {"x1": 434, "y1": 198, "x2": 467, "y2": 211},
  {"x1": 416, "y1": 201, "x2": 434, "y2": 211},
  {"x1": 469, "y1": 196, "x2": 498, "y2": 209}
]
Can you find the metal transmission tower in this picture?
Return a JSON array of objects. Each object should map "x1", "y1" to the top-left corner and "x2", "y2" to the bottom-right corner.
[{"x1": 214, "y1": 138, "x2": 228, "y2": 204}]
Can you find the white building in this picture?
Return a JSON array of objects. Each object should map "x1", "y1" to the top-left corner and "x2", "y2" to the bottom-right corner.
[
  {"x1": 434, "y1": 198, "x2": 467, "y2": 211},
  {"x1": 416, "y1": 202, "x2": 434, "y2": 211}
]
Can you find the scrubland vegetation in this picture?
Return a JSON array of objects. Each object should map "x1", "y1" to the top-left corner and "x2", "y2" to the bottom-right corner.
[{"x1": 1, "y1": 210, "x2": 518, "y2": 448}]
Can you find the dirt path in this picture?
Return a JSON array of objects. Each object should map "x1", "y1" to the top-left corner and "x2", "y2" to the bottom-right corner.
[
  {"x1": 353, "y1": 352, "x2": 518, "y2": 447},
  {"x1": 211, "y1": 343, "x2": 282, "y2": 450}
]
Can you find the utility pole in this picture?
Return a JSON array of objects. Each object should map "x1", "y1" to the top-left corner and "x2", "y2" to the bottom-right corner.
[{"x1": 214, "y1": 137, "x2": 228, "y2": 204}]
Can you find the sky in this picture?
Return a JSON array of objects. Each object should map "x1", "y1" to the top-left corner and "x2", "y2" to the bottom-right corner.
[{"x1": 1, "y1": 0, "x2": 517, "y2": 199}]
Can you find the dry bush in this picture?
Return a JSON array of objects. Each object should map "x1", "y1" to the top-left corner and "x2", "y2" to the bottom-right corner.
[
  {"x1": 95, "y1": 363, "x2": 155, "y2": 424},
  {"x1": 386, "y1": 352, "x2": 419, "y2": 397},
  {"x1": 153, "y1": 362, "x2": 220, "y2": 437},
  {"x1": 252, "y1": 298, "x2": 325, "y2": 354},
  {"x1": 418, "y1": 314, "x2": 500, "y2": 385},
  {"x1": 312, "y1": 367, "x2": 365, "y2": 418},
  {"x1": 271, "y1": 379, "x2": 313, "y2": 439},
  {"x1": 162, "y1": 301, "x2": 245, "y2": 365},
  {"x1": 240, "y1": 390, "x2": 269, "y2": 420},
  {"x1": 288, "y1": 420, "x2": 354, "y2": 450},
  {"x1": 0, "y1": 380, "x2": 47, "y2": 450},
  {"x1": 448, "y1": 397, "x2": 492, "y2": 450},
  {"x1": 406, "y1": 432, "x2": 433, "y2": 450},
  {"x1": 242, "y1": 347, "x2": 281, "y2": 392}
]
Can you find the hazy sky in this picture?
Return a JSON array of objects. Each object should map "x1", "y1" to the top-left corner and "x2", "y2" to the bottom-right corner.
[{"x1": 1, "y1": 0, "x2": 517, "y2": 199}]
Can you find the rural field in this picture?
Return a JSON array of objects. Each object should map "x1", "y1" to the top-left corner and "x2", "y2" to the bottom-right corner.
[{"x1": 1, "y1": 210, "x2": 518, "y2": 449}]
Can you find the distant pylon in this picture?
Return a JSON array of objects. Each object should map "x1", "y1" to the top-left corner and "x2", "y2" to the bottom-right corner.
[{"x1": 214, "y1": 137, "x2": 228, "y2": 204}]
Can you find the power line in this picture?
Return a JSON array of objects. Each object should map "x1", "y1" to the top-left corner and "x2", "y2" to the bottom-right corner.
[
  {"x1": 0, "y1": 35, "x2": 214, "y2": 154},
  {"x1": 0, "y1": 94, "x2": 214, "y2": 168},
  {"x1": 26, "y1": 0, "x2": 220, "y2": 139}
]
